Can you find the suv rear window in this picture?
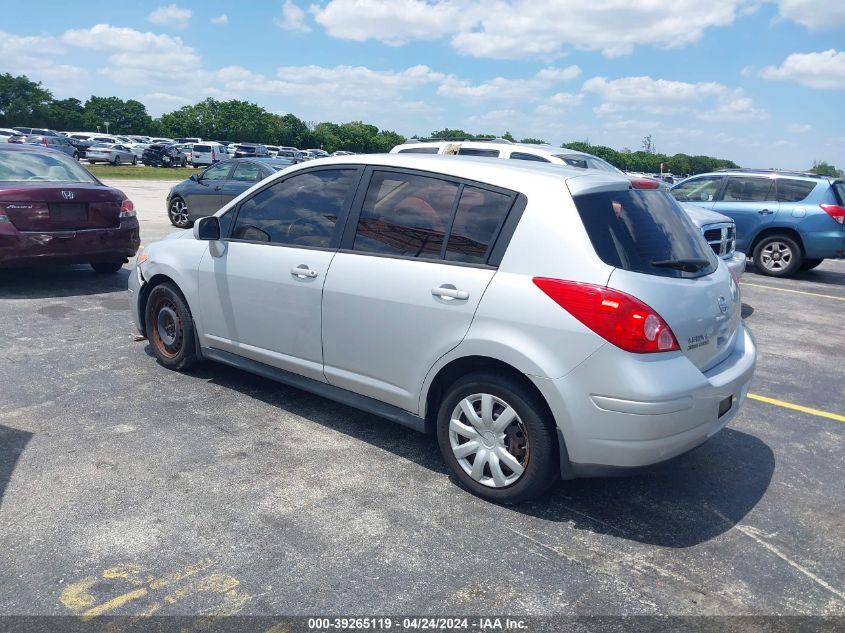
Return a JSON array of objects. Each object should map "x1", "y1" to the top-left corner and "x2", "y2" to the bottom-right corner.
[
  {"x1": 834, "y1": 182, "x2": 845, "y2": 205},
  {"x1": 457, "y1": 148, "x2": 499, "y2": 157},
  {"x1": 192, "y1": 145, "x2": 211, "y2": 152},
  {"x1": 574, "y1": 189, "x2": 717, "y2": 278},
  {"x1": 398, "y1": 147, "x2": 439, "y2": 154}
]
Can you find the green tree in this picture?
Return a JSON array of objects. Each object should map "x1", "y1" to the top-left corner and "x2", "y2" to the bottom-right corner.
[
  {"x1": 0, "y1": 73, "x2": 52, "y2": 126},
  {"x1": 520, "y1": 137, "x2": 547, "y2": 144},
  {"x1": 83, "y1": 96, "x2": 153, "y2": 134},
  {"x1": 810, "y1": 161, "x2": 839, "y2": 177},
  {"x1": 502, "y1": 131, "x2": 516, "y2": 142},
  {"x1": 275, "y1": 113, "x2": 309, "y2": 147},
  {"x1": 43, "y1": 98, "x2": 85, "y2": 131}
]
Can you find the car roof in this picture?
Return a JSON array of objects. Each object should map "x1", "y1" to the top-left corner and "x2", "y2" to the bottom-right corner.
[
  {"x1": 290, "y1": 153, "x2": 630, "y2": 192},
  {"x1": 679, "y1": 170, "x2": 831, "y2": 184}
]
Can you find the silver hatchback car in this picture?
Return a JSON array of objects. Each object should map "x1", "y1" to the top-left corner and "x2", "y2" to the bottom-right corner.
[{"x1": 129, "y1": 154, "x2": 756, "y2": 503}]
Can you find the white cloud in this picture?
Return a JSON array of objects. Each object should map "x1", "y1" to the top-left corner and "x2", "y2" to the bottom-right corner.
[
  {"x1": 603, "y1": 119, "x2": 660, "y2": 131},
  {"x1": 276, "y1": 0, "x2": 311, "y2": 32},
  {"x1": 0, "y1": 30, "x2": 86, "y2": 93},
  {"x1": 436, "y1": 66, "x2": 580, "y2": 103},
  {"x1": 312, "y1": 0, "x2": 469, "y2": 45},
  {"x1": 775, "y1": 0, "x2": 845, "y2": 30},
  {"x1": 210, "y1": 14, "x2": 229, "y2": 25},
  {"x1": 760, "y1": 49, "x2": 845, "y2": 89},
  {"x1": 312, "y1": 0, "x2": 747, "y2": 58},
  {"x1": 697, "y1": 97, "x2": 768, "y2": 121},
  {"x1": 787, "y1": 123, "x2": 812, "y2": 133},
  {"x1": 147, "y1": 4, "x2": 192, "y2": 29},
  {"x1": 61, "y1": 24, "x2": 202, "y2": 86}
]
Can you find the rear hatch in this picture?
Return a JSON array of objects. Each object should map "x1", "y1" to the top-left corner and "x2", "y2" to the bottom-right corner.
[
  {"x1": 570, "y1": 177, "x2": 741, "y2": 371},
  {"x1": 0, "y1": 183, "x2": 123, "y2": 231}
]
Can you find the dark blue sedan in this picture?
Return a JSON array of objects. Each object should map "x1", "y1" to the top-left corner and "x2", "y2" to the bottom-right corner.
[{"x1": 166, "y1": 157, "x2": 293, "y2": 227}]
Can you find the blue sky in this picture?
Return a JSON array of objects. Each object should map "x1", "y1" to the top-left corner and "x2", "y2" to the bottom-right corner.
[{"x1": 2, "y1": 0, "x2": 843, "y2": 168}]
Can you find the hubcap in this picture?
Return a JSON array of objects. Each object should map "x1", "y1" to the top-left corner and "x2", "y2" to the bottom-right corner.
[
  {"x1": 449, "y1": 393, "x2": 529, "y2": 488},
  {"x1": 760, "y1": 241, "x2": 792, "y2": 271},
  {"x1": 169, "y1": 200, "x2": 189, "y2": 226}
]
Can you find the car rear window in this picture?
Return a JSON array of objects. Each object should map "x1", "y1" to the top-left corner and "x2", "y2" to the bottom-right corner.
[
  {"x1": 573, "y1": 189, "x2": 717, "y2": 278},
  {"x1": 457, "y1": 148, "x2": 499, "y2": 157},
  {"x1": 193, "y1": 144, "x2": 211, "y2": 152},
  {"x1": 398, "y1": 147, "x2": 439, "y2": 154},
  {"x1": 834, "y1": 182, "x2": 845, "y2": 205},
  {"x1": 0, "y1": 150, "x2": 97, "y2": 183}
]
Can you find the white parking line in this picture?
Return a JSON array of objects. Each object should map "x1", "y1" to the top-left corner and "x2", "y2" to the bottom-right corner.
[{"x1": 740, "y1": 283, "x2": 845, "y2": 301}]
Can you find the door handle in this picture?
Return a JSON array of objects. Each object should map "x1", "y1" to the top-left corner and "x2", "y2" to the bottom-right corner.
[
  {"x1": 432, "y1": 285, "x2": 469, "y2": 300},
  {"x1": 758, "y1": 209, "x2": 774, "y2": 215},
  {"x1": 214, "y1": 186, "x2": 223, "y2": 191},
  {"x1": 291, "y1": 265, "x2": 318, "y2": 279}
]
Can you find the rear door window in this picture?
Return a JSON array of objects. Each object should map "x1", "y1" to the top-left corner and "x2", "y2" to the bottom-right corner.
[
  {"x1": 671, "y1": 176, "x2": 724, "y2": 203},
  {"x1": 776, "y1": 178, "x2": 817, "y2": 202},
  {"x1": 445, "y1": 186, "x2": 513, "y2": 264},
  {"x1": 457, "y1": 148, "x2": 499, "y2": 157},
  {"x1": 721, "y1": 176, "x2": 774, "y2": 202},
  {"x1": 397, "y1": 147, "x2": 439, "y2": 154},
  {"x1": 352, "y1": 171, "x2": 459, "y2": 258},
  {"x1": 510, "y1": 152, "x2": 549, "y2": 163},
  {"x1": 231, "y1": 162, "x2": 262, "y2": 182},
  {"x1": 574, "y1": 189, "x2": 717, "y2": 278}
]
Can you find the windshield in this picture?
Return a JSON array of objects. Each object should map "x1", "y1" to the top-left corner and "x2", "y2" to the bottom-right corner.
[
  {"x1": 573, "y1": 188, "x2": 717, "y2": 278},
  {"x1": 0, "y1": 150, "x2": 98, "y2": 183},
  {"x1": 834, "y1": 182, "x2": 845, "y2": 205}
]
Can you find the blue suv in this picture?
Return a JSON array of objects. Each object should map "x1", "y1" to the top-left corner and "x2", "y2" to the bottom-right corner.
[{"x1": 670, "y1": 169, "x2": 845, "y2": 277}]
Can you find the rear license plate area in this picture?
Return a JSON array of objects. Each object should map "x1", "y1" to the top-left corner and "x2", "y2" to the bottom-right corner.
[
  {"x1": 49, "y1": 203, "x2": 88, "y2": 226},
  {"x1": 718, "y1": 396, "x2": 733, "y2": 418}
]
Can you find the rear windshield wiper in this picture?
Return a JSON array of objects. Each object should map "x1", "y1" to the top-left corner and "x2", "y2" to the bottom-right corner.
[{"x1": 651, "y1": 258, "x2": 709, "y2": 272}]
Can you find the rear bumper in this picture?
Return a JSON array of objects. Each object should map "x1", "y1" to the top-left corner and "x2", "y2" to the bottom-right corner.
[
  {"x1": 531, "y1": 324, "x2": 757, "y2": 476},
  {"x1": 0, "y1": 220, "x2": 140, "y2": 267}
]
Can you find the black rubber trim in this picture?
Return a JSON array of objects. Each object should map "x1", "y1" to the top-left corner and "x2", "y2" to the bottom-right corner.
[
  {"x1": 202, "y1": 347, "x2": 426, "y2": 433},
  {"x1": 487, "y1": 192, "x2": 527, "y2": 267}
]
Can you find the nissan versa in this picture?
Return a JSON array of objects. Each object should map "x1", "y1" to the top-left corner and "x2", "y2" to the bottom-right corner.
[{"x1": 128, "y1": 154, "x2": 756, "y2": 503}]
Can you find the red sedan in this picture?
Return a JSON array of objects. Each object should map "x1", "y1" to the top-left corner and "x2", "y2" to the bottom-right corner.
[{"x1": 0, "y1": 144, "x2": 140, "y2": 272}]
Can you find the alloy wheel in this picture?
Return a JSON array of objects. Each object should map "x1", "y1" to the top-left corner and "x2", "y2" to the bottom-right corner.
[
  {"x1": 449, "y1": 393, "x2": 529, "y2": 488},
  {"x1": 168, "y1": 199, "x2": 190, "y2": 227},
  {"x1": 760, "y1": 241, "x2": 793, "y2": 272}
]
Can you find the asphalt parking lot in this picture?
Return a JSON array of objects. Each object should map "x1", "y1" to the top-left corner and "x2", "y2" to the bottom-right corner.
[{"x1": 1, "y1": 179, "x2": 843, "y2": 619}]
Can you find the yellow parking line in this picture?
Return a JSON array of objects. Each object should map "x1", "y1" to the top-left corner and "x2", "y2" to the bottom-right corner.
[
  {"x1": 740, "y1": 283, "x2": 845, "y2": 301},
  {"x1": 748, "y1": 393, "x2": 845, "y2": 423}
]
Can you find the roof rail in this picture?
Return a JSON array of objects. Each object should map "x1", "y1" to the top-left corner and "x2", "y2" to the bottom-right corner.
[
  {"x1": 410, "y1": 137, "x2": 514, "y2": 144},
  {"x1": 715, "y1": 167, "x2": 824, "y2": 179}
]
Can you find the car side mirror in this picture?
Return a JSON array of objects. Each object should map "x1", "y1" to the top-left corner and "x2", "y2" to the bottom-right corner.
[
  {"x1": 194, "y1": 216, "x2": 220, "y2": 241},
  {"x1": 189, "y1": 173, "x2": 199, "y2": 182}
]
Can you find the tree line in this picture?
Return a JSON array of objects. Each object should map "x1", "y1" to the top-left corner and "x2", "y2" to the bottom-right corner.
[{"x1": 2, "y1": 73, "x2": 838, "y2": 175}]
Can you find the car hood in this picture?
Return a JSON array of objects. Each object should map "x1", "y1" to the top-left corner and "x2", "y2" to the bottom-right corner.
[{"x1": 681, "y1": 203, "x2": 732, "y2": 227}]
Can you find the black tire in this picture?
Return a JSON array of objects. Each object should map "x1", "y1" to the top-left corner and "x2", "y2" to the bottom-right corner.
[
  {"x1": 145, "y1": 282, "x2": 198, "y2": 371},
  {"x1": 752, "y1": 234, "x2": 803, "y2": 277},
  {"x1": 88, "y1": 160, "x2": 96, "y2": 165},
  {"x1": 181, "y1": 158, "x2": 187, "y2": 167},
  {"x1": 436, "y1": 371, "x2": 558, "y2": 504},
  {"x1": 131, "y1": 156, "x2": 137, "y2": 165},
  {"x1": 90, "y1": 261, "x2": 123, "y2": 274},
  {"x1": 800, "y1": 258, "x2": 824, "y2": 271},
  {"x1": 72, "y1": 152, "x2": 79, "y2": 161},
  {"x1": 112, "y1": 155, "x2": 121, "y2": 166},
  {"x1": 168, "y1": 196, "x2": 192, "y2": 228}
]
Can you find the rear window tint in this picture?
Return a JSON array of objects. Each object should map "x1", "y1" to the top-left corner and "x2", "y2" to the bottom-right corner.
[
  {"x1": 192, "y1": 144, "x2": 211, "y2": 152},
  {"x1": 776, "y1": 178, "x2": 817, "y2": 202},
  {"x1": 574, "y1": 189, "x2": 716, "y2": 278},
  {"x1": 397, "y1": 147, "x2": 439, "y2": 154}
]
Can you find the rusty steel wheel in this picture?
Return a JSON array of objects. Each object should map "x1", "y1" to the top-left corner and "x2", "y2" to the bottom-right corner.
[{"x1": 145, "y1": 283, "x2": 197, "y2": 370}]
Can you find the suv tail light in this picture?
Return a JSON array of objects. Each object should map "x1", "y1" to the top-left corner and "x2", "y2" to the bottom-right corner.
[
  {"x1": 820, "y1": 204, "x2": 845, "y2": 225},
  {"x1": 119, "y1": 199, "x2": 136, "y2": 218},
  {"x1": 533, "y1": 278, "x2": 680, "y2": 353}
]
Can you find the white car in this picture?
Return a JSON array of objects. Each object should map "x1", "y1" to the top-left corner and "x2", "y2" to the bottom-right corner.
[
  {"x1": 190, "y1": 142, "x2": 228, "y2": 167},
  {"x1": 129, "y1": 154, "x2": 756, "y2": 503}
]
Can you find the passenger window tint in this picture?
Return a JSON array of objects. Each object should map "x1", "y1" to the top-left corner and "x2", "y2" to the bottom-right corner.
[
  {"x1": 445, "y1": 187, "x2": 512, "y2": 264},
  {"x1": 457, "y1": 148, "x2": 499, "y2": 157},
  {"x1": 201, "y1": 163, "x2": 231, "y2": 180},
  {"x1": 776, "y1": 179, "x2": 816, "y2": 202},
  {"x1": 353, "y1": 171, "x2": 459, "y2": 258},
  {"x1": 231, "y1": 169, "x2": 356, "y2": 247},
  {"x1": 397, "y1": 147, "x2": 439, "y2": 154},
  {"x1": 722, "y1": 176, "x2": 774, "y2": 202},
  {"x1": 671, "y1": 176, "x2": 723, "y2": 202},
  {"x1": 510, "y1": 152, "x2": 549, "y2": 162},
  {"x1": 231, "y1": 163, "x2": 262, "y2": 182}
]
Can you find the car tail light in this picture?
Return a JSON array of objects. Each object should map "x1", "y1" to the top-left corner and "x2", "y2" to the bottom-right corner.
[
  {"x1": 43, "y1": 137, "x2": 48, "y2": 147},
  {"x1": 820, "y1": 204, "x2": 845, "y2": 225},
  {"x1": 533, "y1": 278, "x2": 680, "y2": 353},
  {"x1": 630, "y1": 178, "x2": 660, "y2": 189},
  {"x1": 119, "y1": 199, "x2": 136, "y2": 218}
]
